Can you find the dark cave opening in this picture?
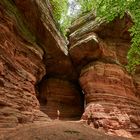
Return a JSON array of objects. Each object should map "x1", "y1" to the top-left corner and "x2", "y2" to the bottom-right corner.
[{"x1": 36, "y1": 75, "x2": 84, "y2": 120}]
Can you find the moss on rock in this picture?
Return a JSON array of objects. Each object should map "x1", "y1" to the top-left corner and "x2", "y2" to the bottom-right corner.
[{"x1": 0, "y1": 0, "x2": 36, "y2": 44}]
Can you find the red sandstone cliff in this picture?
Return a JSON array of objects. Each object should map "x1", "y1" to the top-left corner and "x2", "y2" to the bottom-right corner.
[
  {"x1": 0, "y1": 0, "x2": 140, "y2": 140},
  {"x1": 0, "y1": 1, "x2": 47, "y2": 127},
  {"x1": 0, "y1": 0, "x2": 83, "y2": 134},
  {"x1": 0, "y1": 0, "x2": 82, "y2": 123},
  {"x1": 69, "y1": 13, "x2": 140, "y2": 138}
]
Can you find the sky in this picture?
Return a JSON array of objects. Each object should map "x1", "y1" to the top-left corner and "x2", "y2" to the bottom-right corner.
[{"x1": 68, "y1": 0, "x2": 80, "y2": 16}]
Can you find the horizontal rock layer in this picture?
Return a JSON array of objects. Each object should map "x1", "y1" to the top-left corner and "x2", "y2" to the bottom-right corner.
[
  {"x1": 69, "y1": 15, "x2": 132, "y2": 72},
  {"x1": 39, "y1": 78, "x2": 84, "y2": 120},
  {"x1": 80, "y1": 62, "x2": 140, "y2": 136},
  {"x1": 133, "y1": 66, "x2": 140, "y2": 100},
  {"x1": 0, "y1": 3, "x2": 48, "y2": 128},
  {"x1": 69, "y1": 13, "x2": 140, "y2": 138},
  {"x1": 13, "y1": 0, "x2": 77, "y2": 81},
  {"x1": 80, "y1": 62, "x2": 140, "y2": 123}
]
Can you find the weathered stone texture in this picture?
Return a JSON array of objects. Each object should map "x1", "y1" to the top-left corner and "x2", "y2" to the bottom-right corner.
[
  {"x1": 133, "y1": 67, "x2": 140, "y2": 108},
  {"x1": 0, "y1": 3, "x2": 47, "y2": 128},
  {"x1": 80, "y1": 62, "x2": 140, "y2": 136},
  {"x1": 69, "y1": 13, "x2": 140, "y2": 138},
  {"x1": 39, "y1": 78, "x2": 84, "y2": 120},
  {"x1": 0, "y1": 0, "x2": 79, "y2": 130},
  {"x1": 0, "y1": 0, "x2": 140, "y2": 139},
  {"x1": 13, "y1": 0, "x2": 77, "y2": 81}
]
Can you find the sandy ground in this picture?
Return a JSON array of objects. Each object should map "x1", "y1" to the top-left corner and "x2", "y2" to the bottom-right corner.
[{"x1": 0, "y1": 120, "x2": 134, "y2": 140}]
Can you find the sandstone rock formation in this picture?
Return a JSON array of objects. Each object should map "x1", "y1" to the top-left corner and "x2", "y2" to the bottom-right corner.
[
  {"x1": 0, "y1": 2, "x2": 48, "y2": 128},
  {"x1": 39, "y1": 78, "x2": 83, "y2": 120},
  {"x1": 80, "y1": 62, "x2": 140, "y2": 137},
  {"x1": 133, "y1": 66, "x2": 140, "y2": 101},
  {"x1": 69, "y1": 13, "x2": 132, "y2": 69},
  {"x1": 69, "y1": 13, "x2": 140, "y2": 138},
  {"x1": 11, "y1": 0, "x2": 82, "y2": 120},
  {"x1": 13, "y1": 0, "x2": 77, "y2": 80},
  {"x1": 0, "y1": 0, "x2": 80, "y2": 125},
  {"x1": 0, "y1": 0, "x2": 140, "y2": 139}
]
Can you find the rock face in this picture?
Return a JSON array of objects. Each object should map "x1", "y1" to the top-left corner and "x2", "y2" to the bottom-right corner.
[
  {"x1": 69, "y1": 13, "x2": 140, "y2": 138},
  {"x1": 39, "y1": 78, "x2": 83, "y2": 120},
  {"x1": 80, "y1": 62, "x2": 140, "y2": 137},
  {"x1": 0, "y1": 2, "x2": 47, "y2": 128},
  {"x1": 0, "y1": 0, "x2": 140, "y2": 139},
  {"x1": 13, "y1": 0, "x2": 77, "y2": 80},
  {"x1": 69, "y1": 14, "x2": 132, "y2": 70},
  {"x1": 11, "y1": 0, "x2": 82, "y2": 120},
  {"x1": 133, "y1": 66, "x2": 140, "y2": 100},
  {"x1": 0, "y1": 0, "x2": 81, "y2": 129}
]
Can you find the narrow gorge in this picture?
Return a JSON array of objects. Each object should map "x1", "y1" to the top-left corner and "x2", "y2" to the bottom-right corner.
[{"x1": 0, "y1": 0, "x2": 140, "y2": 140}]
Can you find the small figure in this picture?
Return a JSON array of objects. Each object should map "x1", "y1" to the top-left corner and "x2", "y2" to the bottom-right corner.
[{"x1": 57, "y1": 110, "x2": 60, "y2": 120}]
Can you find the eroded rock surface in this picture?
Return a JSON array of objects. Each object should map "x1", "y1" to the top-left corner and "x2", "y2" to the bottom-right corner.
[
  {"x1": 80, "y1": 62, "x2": 140, "y2": 137},
  {"x1": 1, "y1": 121, "x2": 131, "y2": 140},
  {"x1": 39, "y1": 78, "x2": 84, "y2": 120},
  {"x1": 0, "y1": 0, "x2": 140, "y2": 139},
  {"x1": 133, "y1": 66, "x2": 140, "y2": 100},
  {"x1": 69, "y1": 13, "x2": 140, "y2": 138},
  {"x1": 13, "y1": 0, "x2": 77, "y2": 81},
  {"x1": 0, "y1": 2, "x2": 47, "y2": 128},
  {"x1": 0, "y1": 0, "x2": 80, "y2": 131},
  {"x1": 69, "y1": 14, "x2": 132, "y2": 72}
]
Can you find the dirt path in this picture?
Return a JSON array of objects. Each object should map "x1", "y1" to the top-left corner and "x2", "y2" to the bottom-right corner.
[{"x1": 0, "y1": 120, "x2": 133, "y2": 140}]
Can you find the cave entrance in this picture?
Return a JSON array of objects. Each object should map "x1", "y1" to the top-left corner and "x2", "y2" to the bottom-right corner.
[{"x1": 37, "y1": 76, "x2": 84, "y2": 121}]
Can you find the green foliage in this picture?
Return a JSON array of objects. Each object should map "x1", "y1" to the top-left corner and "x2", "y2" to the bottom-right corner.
[
  {"x1": 60, "y1": 15, "x2": 72, "y2": 35},
  {"x1": 50, "y1": 0, "x2": 71, "y2": 35},
  {"x1": 50, "y1": 0, "x2": 68, "y2": 22},
  {"x1": 77, "y1": 0, "x2": 95, "y2": 13},
  {"x1": 77, "y1": 0, "x2": 140, "y2": 72}
]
